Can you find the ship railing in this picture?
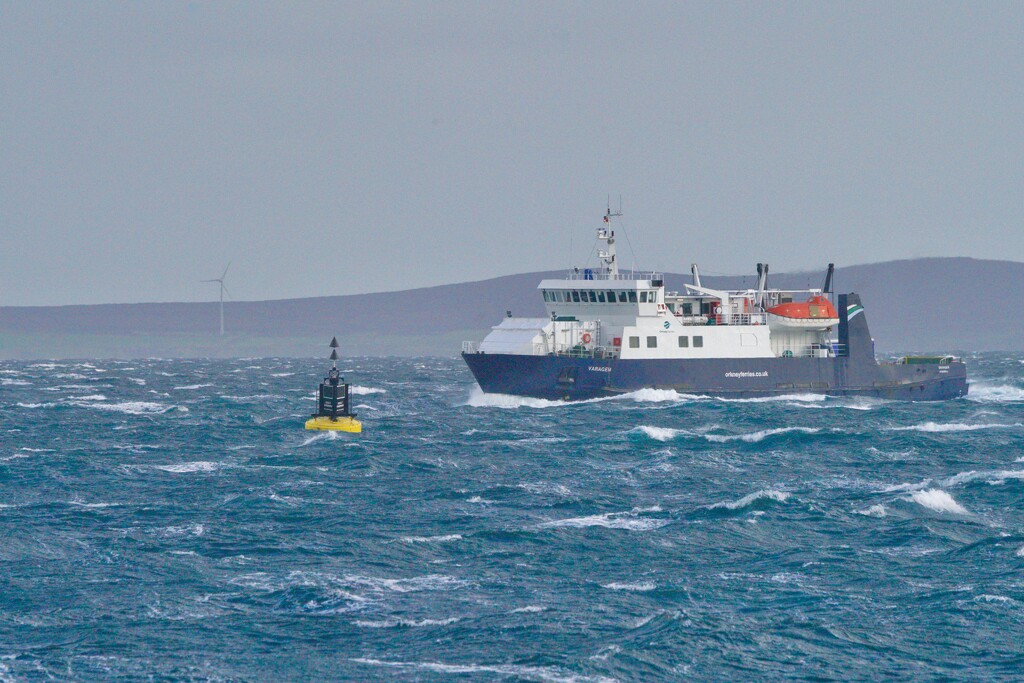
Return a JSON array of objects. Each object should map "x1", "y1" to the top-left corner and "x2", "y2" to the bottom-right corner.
[
  {"x1": 677, "y1": 313, "x2": 768, "y2": 326},
  {"x1": 777, "y1": 343, "x2": 846, "y2": 358},
  {"x1": 553, "y1": 346, "x2": 618, "y2": 360},
  {"x1": 564, "y1": 269, "x2": 663, "y2": 282},
  {"x1": 462, "y1": 341, "x2": 479, "y2": 354}
]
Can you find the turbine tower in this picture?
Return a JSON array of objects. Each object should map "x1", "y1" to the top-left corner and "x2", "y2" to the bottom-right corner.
[{"x1": 202, "y1": 263, "x2": 231, "y2": 336}]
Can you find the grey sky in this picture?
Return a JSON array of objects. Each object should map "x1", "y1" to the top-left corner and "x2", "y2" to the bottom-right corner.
[{"x1": 3, "y1": 2, "x2": 1022, "y2": 306}]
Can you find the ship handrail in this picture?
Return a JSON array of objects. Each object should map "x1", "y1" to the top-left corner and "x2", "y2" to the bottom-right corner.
[
  {"x1": 677, "y1": 313, "x2": 769, "y2": 326},
  {"x1": 462, "y1": 341, "x2": 480, "y2": 354}
]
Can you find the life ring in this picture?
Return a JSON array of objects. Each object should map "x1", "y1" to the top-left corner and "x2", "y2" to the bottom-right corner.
[
  {"x1": 581, "y1": 333, "x2": 592, "y2": 344},
  {"x1": 713, "y1": 305, "x2": 722, "y2": 315}
]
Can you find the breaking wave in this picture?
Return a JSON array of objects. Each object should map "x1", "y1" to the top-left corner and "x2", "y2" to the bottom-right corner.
[
  {"x1": 909, "y1": 489, "x2": 968, "y2": 515},
  {"x1": 538, "y1": 506, "x2": 668, "y2": 531},
  {"x1": 154, "y1": 461, "x2": 221, "y2": 473},
  {"x1": 351, "y1": 386, "x2": 386, "y2": 395},
  {"x1": 602, "y1": 581, "x2": 656, "y2": 591},
  {"x1": 967, "y1": 383, "x2": 1024, "y2": 403},
  {"x1": 709, "y1": 489, "x2": 790, "y2": 511},
  {"x1": 82, "y1": 401, "x2": 184, "y2": 415},
  {"x1": 635, "y1": 425, "x2": 687, "y2": 441},
  {"x1": 855, "y1": 504, "x2": 887, "y2": 517},
  {"x1": 889, "y1": 422, "x2": 1022, "y2": 433},
  {"x1": 704, "y1": 427, "x2": 822, "y2": 443}
]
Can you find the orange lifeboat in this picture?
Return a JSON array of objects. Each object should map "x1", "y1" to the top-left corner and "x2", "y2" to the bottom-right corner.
[{"x1": 766, "y1": 295, "x2": 839, "y2": 331}]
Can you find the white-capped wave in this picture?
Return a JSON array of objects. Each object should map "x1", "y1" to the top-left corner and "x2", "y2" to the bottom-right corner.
[
  {"x1": 710, "y1": 489, "x2": 790, "y2": 510},
  {"x1": 510, "y1": 605, "x2": 546, "y2": 613},
  {"x1": 889, "y1": 422, "x2": 1021, "y2": 433},
  {"x1": 401, "y1": 534, "x2": 463, "y2": 543},
  {"x1": 354, "y1": 617, "x2": 459, "y2": 628},
  {"x1": 351, "y1": 386, "x2": 386, "y2": 395},
  {"x1": 635, "y1": 425, "x2": 686, "y2": 441},
  {"x1": 271, "y1": 372, "x2": 295, "y2": 377},
  {"x1": 602, "y1": 581, "x2": 656, "y2": 591},
  {"x1": 517, "y1": 482, "x2": 572, "y2": 496},
  {"x1": 538, "y1": 506, "x2": 667, "y2": 531},
  {"x1": 855, "y1": 504, "x2": 887, "y2": 517},
  {"x1": 172, "y1": 383, "x2": 214, "y2": 390},
  {"x1": 1, "y1": 378, "x2": 31, "y2": 386},
  {"x1": 79, "y1": 401, "x2": 183, "y2": 415},
  {"x1": 1017, "y1": 546, "x2": 1024, "y2": 558},
  {"x1": 155, "y1": 461, "x2": 221, "y2": 473},
  {"x1": 909, "y1": 489, "x2": 968, "y2": 515},
  {"x1": 127, "y1": 378, "x2": 147, "y2": 385},
  {"x1": 967, "y1": 383, "x2": 1024, "y2": 403},
  {"x1": 74, "y1": 394, "x2": 107, "y2": 401},
  {"x1": 351, "y1": 658, "x2": 616, "y2": 683},
  {"x1": 705, "y1": 427, "x2": 821, "y2": 443}
]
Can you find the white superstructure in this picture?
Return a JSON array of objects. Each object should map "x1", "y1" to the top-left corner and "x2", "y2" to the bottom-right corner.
[{"x1": 467, "y1": 211, "x2": 841, "y2": 362}]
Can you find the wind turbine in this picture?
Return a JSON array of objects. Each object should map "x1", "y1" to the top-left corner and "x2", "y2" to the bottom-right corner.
[{"x1": 202, "y1": 262, "x2": 231, "y2": 336}]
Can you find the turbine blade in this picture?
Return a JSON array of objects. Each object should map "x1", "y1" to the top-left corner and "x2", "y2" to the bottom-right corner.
[
  {"x1": 221, "y1": 283, "x2": 232, "y2": 300},
  {"x1": 222, "y1": 262, "x2": 231, "y2": 279}
]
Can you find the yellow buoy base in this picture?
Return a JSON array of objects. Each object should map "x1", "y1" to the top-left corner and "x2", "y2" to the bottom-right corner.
[{"x1": 304, "y1": 416, "x2": 362, "y2": 433}]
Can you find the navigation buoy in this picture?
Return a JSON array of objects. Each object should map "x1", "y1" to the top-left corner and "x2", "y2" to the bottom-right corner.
[{"x1": 304, "y1": 337, "x2": 362, "y2": 433}]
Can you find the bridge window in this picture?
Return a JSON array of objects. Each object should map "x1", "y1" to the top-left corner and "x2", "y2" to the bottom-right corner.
[
  {"x1": 647, "y1": 336, "x2": 657, "y2": 348},
  {"x1": 628, "y1": 291, "x2": 638, "y2": 303},
  {"x1": 678, "y1": 336, "x2": 689, "y2": 348},
  {"x1": 607, "y1": 290, "x2": 616, "y2": 302},
  {"x1": 693, "y1": 336, "x2": 704, "y2": 348},
  {"x1": 682, "y1": 302, "x2": 693, "y2": 315},
  {"x1": 572, "y1": 291, "x2": 580, "y2": 303},
  {"x1": 597, "y1": 291, "x2": 605, "y2": 303},
  {"x1": 618, "y1": 291, "x2": 627, "y2": 303},
  {"x1": 629, "y1": 336, "x2": 640, "y2": 348},
  {"x1": 639, "y1": 291, "x2": 648, "y2": 303},
  {"x1": 588, "y1": 291, "x2": 597, "y2": 303},
  {"x1": 543, "y1": 290, "x2": 551, "y2": 302}
]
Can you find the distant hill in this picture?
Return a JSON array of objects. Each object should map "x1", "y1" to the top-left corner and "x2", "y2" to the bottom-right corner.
[{"x1": 0, "y1": 257, "x2": 1019, "y2": 358}]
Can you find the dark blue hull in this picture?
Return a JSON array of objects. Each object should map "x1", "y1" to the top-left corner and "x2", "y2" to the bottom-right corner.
[{"x1": 462, "y1": 352, "x2": 968, "y2": 401}]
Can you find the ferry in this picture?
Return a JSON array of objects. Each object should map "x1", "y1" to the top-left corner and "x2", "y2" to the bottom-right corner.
[{"x1": 462, "y1": 210, "x2": 968, "y2": 401}]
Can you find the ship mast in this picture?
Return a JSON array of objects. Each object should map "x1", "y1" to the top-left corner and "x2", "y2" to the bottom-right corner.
[{"x1": 597, "y1": 204, "x2": 621, "y2": 280}]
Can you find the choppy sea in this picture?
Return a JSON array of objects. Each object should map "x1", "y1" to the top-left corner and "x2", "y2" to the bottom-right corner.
[{"x1": 2, "y1": 353, "x2": 1023, "y2": 681}]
